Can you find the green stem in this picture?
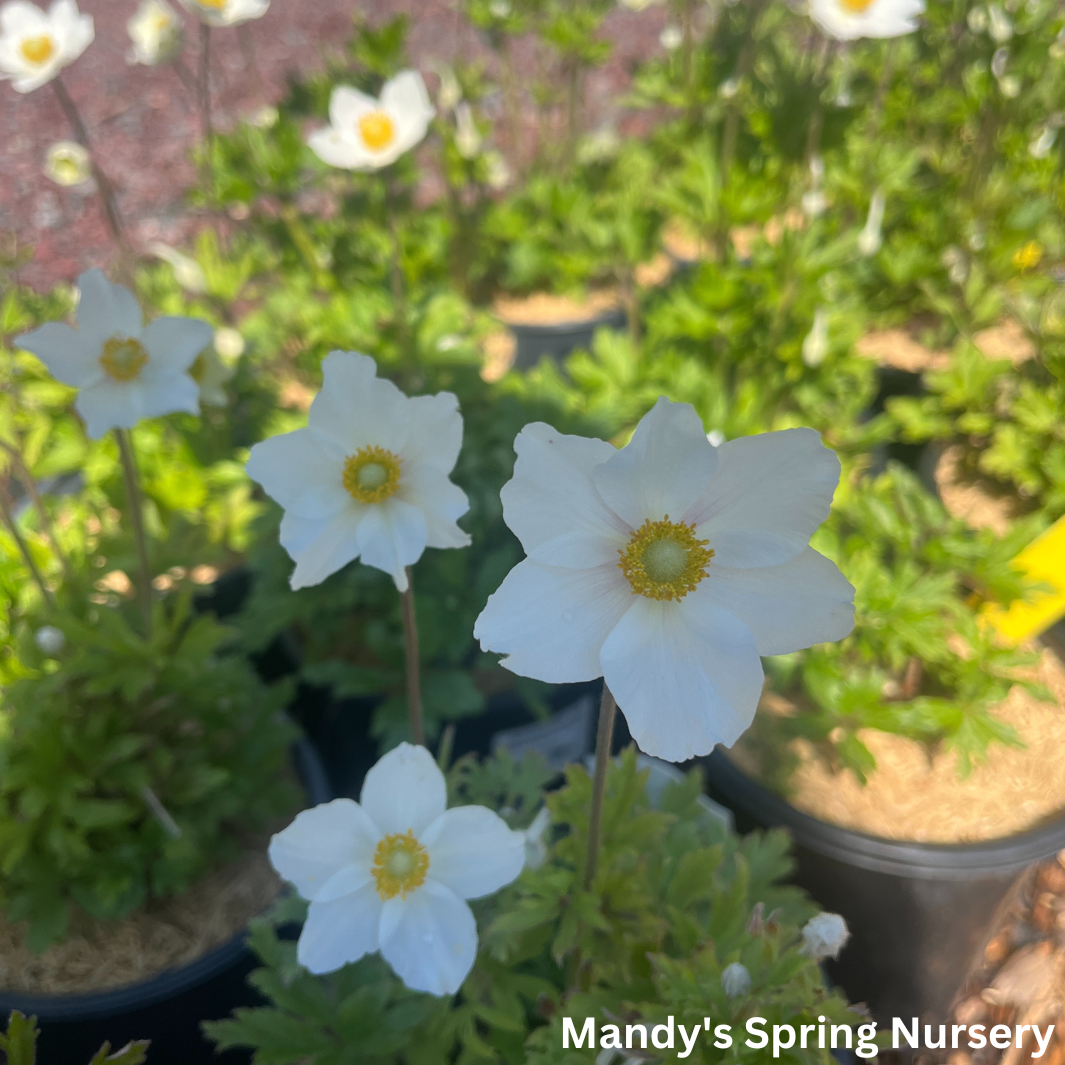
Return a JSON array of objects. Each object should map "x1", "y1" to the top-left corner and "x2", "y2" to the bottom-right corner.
[
  {"x1": 400, "y1": 566, "x2": 425, "y2": 746},
  {"x1": 2, "y1": 443, "x2": 75, "y2": 586},
  {"x1": 116, "y1": 430, "x2": 153, "y2": 639},
  {"x1": 0, "y1": 484, "x2": 54, "y2": 608},
  {"x1": 583, "y1": 684, "x2": 618, "y2": 891}
]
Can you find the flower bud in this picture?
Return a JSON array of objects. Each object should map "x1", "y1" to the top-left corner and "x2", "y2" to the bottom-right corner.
[
  {"x1": 1030, "y1": 126, "x2": 1057, "y2": 160},
  {"x1": 988, "y1": 3, "x2": 1013, "y2": 42},
  {"x1": 858, "y1": 190, "x2": 886, "y2": 257},
  {"x1": 147, "y1": 242, "x2": 208, "y2": 294},
  {"x1": 436, "y1": 63, "x2": 462, "y2": 113},
  {"x1": 35, "y1": 625, "x2": 66, "y2": 655},
  {"x1": 522, "y1": 806, "x2": 552, "y2": 870},
  {"x1": 967, "y1": 6, "x2": 988, "y2": 32},
  {"x1": 489, "y1": 0, "x2": 511, "y2": 17},
  {"x1": 802, "y1": 308, "x2": 829, "y2": 368},
  {"x1": 721, "y1": 961, "x2": 752, "y2": 997},
  {"x1": 45, "y1": 142, "x2": 91, "y2": 187},
  {"x1": 484, "y1": 150, "x2": 513, "y2": 190},
  {"x1": 127, "y1": 0, "x2": 184, "y2": 67},
  {"x1": 247, "y1": 105, "x2": 279, "y2": 129},
  {"x1": 455, "y1": 102, "x2": 482, "y2": 159},
  {"x1": 660, "y1": 24, "x2": 684, "y2": 50},
  {"x1": 801, "y1": 912, "x2": 850, "y2": 960},
  {"x1": 214, "y1": 327, "x2": 245, "y2": 361}
]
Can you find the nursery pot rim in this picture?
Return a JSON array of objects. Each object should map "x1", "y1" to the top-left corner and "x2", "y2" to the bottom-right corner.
[
  {"x1": 0, "y1": 737, "x2": 330, "y2": 1022},
  {"x1": 500, "y1": 305, "x2": 627, "y2": 337},
  {"x1": 706, "y1": 748, "x2": 1065, "y2": 881}
]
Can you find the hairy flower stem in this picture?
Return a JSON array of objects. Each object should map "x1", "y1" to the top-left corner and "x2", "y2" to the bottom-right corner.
[
  {"x1": 52, "y1": 77, "x2": 129, "y2": 263},
  {"x1": 116, "y1": 430, "x2": 153, "y2": 639},
  {"x1": 0, "y1": 484, "x2": 54, "y2": 607},
  {"x1": 582, "y1": 684, "x2": 618, "y2": 890},
  {"x1": 401, "y1": 566, "x2": 425, "y2": 746}
]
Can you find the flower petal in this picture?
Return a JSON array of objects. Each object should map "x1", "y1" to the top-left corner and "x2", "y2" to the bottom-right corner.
[
  {"x1": 15, "y1": 321, "x2": 102, "y2": 387},
  {"x1": 399, "y1": 464, "x2": 470, "y2": 550},
  {"x1": 137, "y1": 371, "x2": 200, "y2": 421},
  {"x1": 422, "y1": 805, "x2": 525, "y2": 900},
  {"x1": 704, "y1": 547, "x2": 855, "y2": 656},
  {"x1": 280, "y1": 505, "x2": 364, "y2": 590},
  {"x1": 140, "y1": 316, "x2": 214, "y2": 376},
  {"x1": 355, "y1": 498, "x2": 428, "y2": 592},
  {"x1": 600, "y1": 592, "x2": 764, "y2": 762},
  {"x1": 308, "y1": 126, "x2": 373, "y2": 170},
  {"x1": 502, "y1": 421, "x2": 625, "y2": 569},
  {"x1": 379, "y1": 881, "x2": 476, "y2": 996},
  {"x1": 297, "y1": 884, "x2": 383, "y2": 975},
  {"x1": 329, "y1": 84, "x2": 379, "y2": 129},
  {"x1": 75, "y1": 269, "x2": 142, "y2": 346},
  {"x1": 360, "y1": 742, "x2": 447, "y2": 838},
  {"x1": 382, "y1": 70, "x2": 434, "y2": 157},
  {"x1": 592, "y1": 397, "x2": 719, "y2": 530},
  {"x1": 687, "y1": 428, "x2": 841, "y2": 568},
  {"x1": 401, "y1": 391, "x2": 463, "y2": 474},
  {"x1": 308, "y1": 351, "x2": 411, "y2": 462},
  {"x1": 74, "y1": 380, "x2": 144, "y2": 439},
  {"x1": 474, "y1": 559, "x2": 632, "y2": 683},
  {"x1": 268, "y1": 798, "x2": 380, "y2": 901},
  {"x1": 246, "y1": 427, "x2": 348, "y2": 520}
]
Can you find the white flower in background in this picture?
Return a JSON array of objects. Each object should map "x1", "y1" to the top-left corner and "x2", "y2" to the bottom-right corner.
[
  {"x1": 454, "y1": 102, "x2": 482, "y2": 159},
  {"x1": 308, "y1": 71, "x2": 435, "y2": 172},
  {"x1": 474, "y1": 398, "x2": 855, "y2": 763},
  {"x1": 721, "y1": 961, "x2": 752, "y2": 997},
  {"x1": 802, "y1": 308, "x2": 830, "y2": 367},
  {"x1": 998, "y1": 74, "x2": 1020, "y2": 99},
  {"x1": 269, "y1": 743, "x2": 525, "y2": 993},
  {"x1": 618, "y1": 0, "x2": 663, "y2": 9},
  {"x1": 435, "y1": 62, "x2": 461, "y2": 113},
  {"x1": 991, "y1": 46, "x2": 1008, "y2": 79},
  {"x1": 176, "y1": 0, "x2": 268, "y2": 28},
  {"x1": 1030, "y1": 126, "x2": 1058, "y2": 160},
  {"x1": 802, "y1": 155, "x2": 827, "y2": 218},
  {"x1": 718, "y1": 76, "x2": 740, "y2": 100},
  {"x1": 577, "y1": 125, "x2": 622, "y2": 166},
  {"x1": 126, "y1": 0, "x2": 183, "y2": 66},
  {"x1": 44, "y1": 140, "x2": 90, "y2": 186},
  {"x1": 941, "y1": 245, "x2": 968, "y2": 284},
  {"x1": 190, "y1": 346, "x2": 233, "y2": 407},
  {"x1": 801, "y1": 913, "x2": 850, "y2": 960},
  {"x1": 967, "y1": 6, "x2": 988, "y2": 33},
  {"x1": 483, "y1": 149, "x2": 513, "y2": 190},
  {"x1": 987, "y1": 3, "x2": 1012, "y2": 42},
  {"x1": 0, "y1": 0, "x2": 93, "y2": 94},
  {"x1": 34, "y1": 625, "x2": 66, "y2": 655},
  {"x1": 660, "y1": 24, "x2": 684, "y2": 50},
  {"x1": 857, "y1": 190, "x2": 886, "y2": 256},
  {"x1": 247, "y1": 104, "x2": 278, "y2": 129},
  {"x1": 15, "y1": 269, "x2": 213, "y2": 439},
  {"x1": 488, "y1": 0, "x2": 511, "y2": 17},
  {"x1": 809, "y1": 0, "x2": 924, "y2": 41},
  {"x1": 146, "y1": 241, "x2": 207, "y2": 294},
  {"x1": 213, "y1": 326, "x2": 245, "y2": 360},
  {"x1": 246, "y1": 351, "x2": 471, "y2": 592}
]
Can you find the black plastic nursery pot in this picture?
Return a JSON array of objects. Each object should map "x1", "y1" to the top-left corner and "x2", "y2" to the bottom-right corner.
[
  {"x1": 506, "y1": 307, "x2": 627, "y2": 371},
  {"x1": 702, "y1": 748, "x2": 1065, "y2": 1026},
  {"x1": 0, "y1": 740, "x2": 331, "y2": 1065}
]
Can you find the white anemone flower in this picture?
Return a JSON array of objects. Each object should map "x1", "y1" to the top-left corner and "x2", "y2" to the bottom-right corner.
[
  {"x1": 308, "y1": 71, "x2": 435, "y2": 172},
  {"x1": 15, "y1": 269, "x2": 213, "y2": 439},
  {"x1": 801, "y1": 913, "x2": 850, "y2": 960},
  {"x1": 245, "y1": 351, "x2": 471, "y2": 592},
  {"x1": 176, "y1": 0, "x2": 268, "y2": 28},
  {"x1": 473, "y1": 398, "x2": 855, "y2": 763},
  {"x1": 0, "y1": 0, "x2": 93, "y2": 94},
  {"x1": 126, "y1": 0, "x2": 183, "y2": 66},
  {"x1": 269, "y1": 743, "x2": 525, "y2": 993},
  {"x1": 809, "y1": 0, "x2": 924, "y2": 41}
]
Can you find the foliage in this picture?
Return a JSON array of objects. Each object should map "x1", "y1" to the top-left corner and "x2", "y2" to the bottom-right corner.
[
  {"x1": 205, "y1": 750, "x2": 854, "y2": 1064},
  {"x1": 0, "y1": 1010, "x2": 148, "y2": 1065}
]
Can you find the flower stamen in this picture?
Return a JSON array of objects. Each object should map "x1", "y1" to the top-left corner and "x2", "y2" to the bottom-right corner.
[
  {"x1": 839, "y1": 0, "x2": 876, "y2": 10},
  {"x1": 618, "y1": 517, "x2": 714, "y2": 602},
  {"x1": 100, "y1": 336, "x2": 149, "y2": 382},
  {"x1": 358, "y1": 111, "x2": 396, "y2": 152},
  {"x1": 372, "y1": 829, "x2": 430, "y2": 900},
  {"x1": 19, "y1": 34, "x2": 55, "y2": 65},
  {"x1": 342, "y1": 445, "x2": 402, "y2": 504}
]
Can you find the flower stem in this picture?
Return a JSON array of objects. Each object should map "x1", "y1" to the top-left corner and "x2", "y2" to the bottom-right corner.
[
  {"x1": 115, "y1": 430, "x2": 153, "y2": 639},
  {"x1": 582, "y1": 683, "x2": 617, "y2": 891},
  {"x1": 198, "y1": 23, "x2": 214, "y2": 187},
  {"x1": 400, "y1": 565, "x2": 425, "y2": 746},
  {"x1": 0, "y1": 483, "x2": 54, "y2": 608},
  {"x1": 51, "y1": 77, "x2": 129, "y2": 261},
  {"x1": 386, "y1": 200, "x2": 412, "y2": 367}
]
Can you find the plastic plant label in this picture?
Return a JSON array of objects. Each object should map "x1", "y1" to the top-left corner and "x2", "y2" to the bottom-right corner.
[
  {"x1": 983, "y1": 516, "x2": 1065, "y2": 645},
  {"x1": 492, "y1": 695, "x2": 595, "y2": 770}
]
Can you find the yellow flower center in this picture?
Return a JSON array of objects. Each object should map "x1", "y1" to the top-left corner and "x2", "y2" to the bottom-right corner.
[
  {"x1": 100, "y1": 337, "x2": 149, "y2": 382},
  {"x1": 618, "y1": 517, "x2": 714, "y2": 602},
  {"x1": 342, "y1": 445, "x2": 402, "y2": 504},
  {"x1": 839, "y1": 0, "x2": 876, "y2": 10},
  {"x1": 372, "y1": 830, "x2": 430, "y2": 900},
  {"x1": 1013, "y1": 241, "x2": 1043, "y2": 271},
  {"x1": 196, "y1": 0, "x2": 227, "y2": 8},
  {"x1": 358, "y1": 111, "x2": 397, "y2": 152},
  {"x1": 19, "y1": 34, "x2": 55, "y2": 65}
]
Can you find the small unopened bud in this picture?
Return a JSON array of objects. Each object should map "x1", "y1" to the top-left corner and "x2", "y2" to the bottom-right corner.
[
  {"x1": 522, "y1": 806, "x2": 552, "y2": 870},
  {"x1": 721, "y1": 962, "x2": 752, "y2": 997},
  {"x1": 988, "y1": 3, "x2": 1013, "y2": 42},
  {"x1": 455, "y1": 102, "x2": 482, "y2": 159},
  {"x1": 1030, "y1": 126, "x2": 1057, "y2": 159},
  {"x1": 127, "y1": 0, "x2": 184, "y2": 67},
  {"x1": 147, "y1": 242, "x2": 207, "y2": 294},
  {"x1": 998, "y1": 74, "x2": 1020, "y2": 98},
  {"x1": 941, "y1": 245, "x2": 969, "y2": 284},
  {"x1": 35, "y1": 625, "x2": 66, "y2": 655},
  {"x1": 436, "y1": 63, "x2": 462, "y2": 113},
  {"x1": 802, "y1": 308, "x2": 829, "y2": 368},
  {"x1": 801, "y1": 912, "x2": 850, "y2": 960},
  {"x1": 483, "y1": 150, "x2": 513, "y2": 190},
  {"x1": 660, "y1": 24, "x2": 684, "y2": 50},
  {"x1": 214, "y1": 327, "x2": 245, "y2": 361},
  {"x1": 967, "y1": 6, "x2": 988, "y2": 32},
  {"x1": 489, "y1": 0, "x2": 511, "y2": 17},
  {"x1": 247, "y1": 105, "x2": 278, "y2": 129},
  {"x1": 718, "y1": 76, "x2": 740, "y2": 100},
  {"x1": 45, "y1": 142, "x2": 92, "y2": 187},
  {"x1": 858, "y1": 190, "x2": 886, "y2": 257},
  {"x1": 991, "y1": 47, "x2": 1009, "y2": 78}
]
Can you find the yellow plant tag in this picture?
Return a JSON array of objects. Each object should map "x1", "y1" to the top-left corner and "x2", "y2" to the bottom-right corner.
[{"x1": 983, "y1": 516, "x2": 1065, "y2": 644}]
